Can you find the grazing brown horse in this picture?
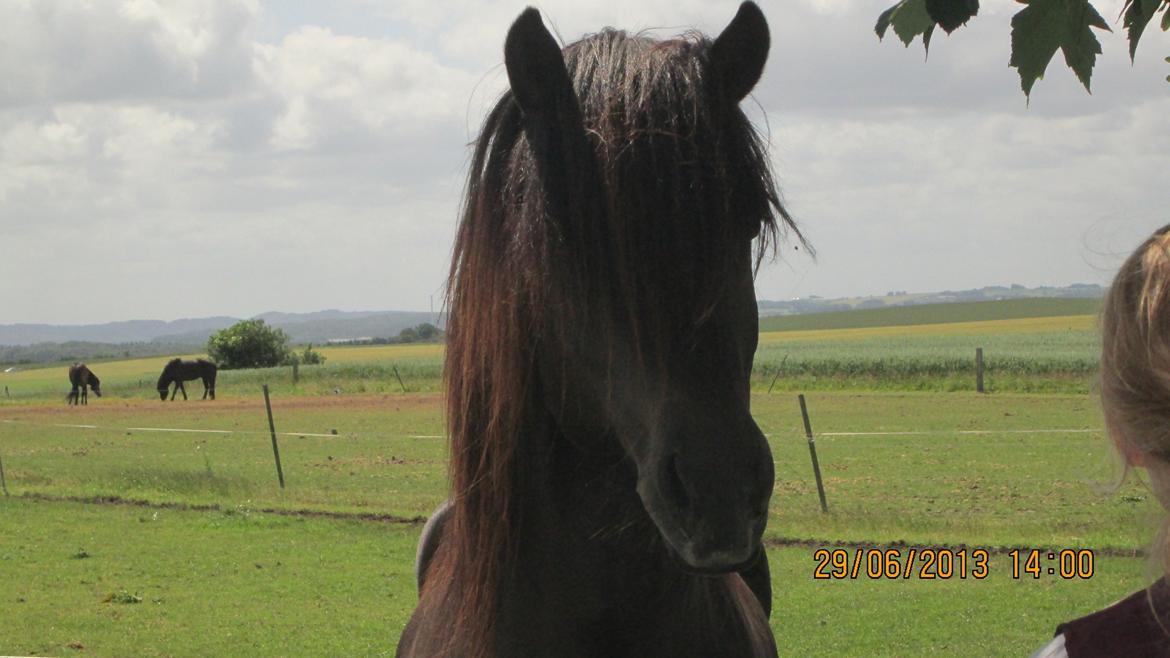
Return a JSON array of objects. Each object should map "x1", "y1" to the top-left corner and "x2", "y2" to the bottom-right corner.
[
  {"x1": 156, "y1": 358, "x2": 217, "y2": 400},
  {"x1": 65, "y1": 363, "x2": 101, "y2": 405},
  {"x1": 397, "y1": 4, "x2": 799, "y2": 657}
]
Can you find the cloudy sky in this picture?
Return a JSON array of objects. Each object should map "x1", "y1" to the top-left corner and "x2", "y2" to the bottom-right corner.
[{"x1": 1, "y1": 0, "x2": 1167, "y2": 325}]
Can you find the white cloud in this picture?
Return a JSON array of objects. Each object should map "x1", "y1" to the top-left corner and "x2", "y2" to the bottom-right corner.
[
  {"x1": 254, "y1": 26, "x2": 479, "y2": 151},
  {"x1": 1, "y1": 0, "x2": 1168, "y2": 324},
  {"x1": 0, "y1": 0, "x2": 259, "y2": 107}
]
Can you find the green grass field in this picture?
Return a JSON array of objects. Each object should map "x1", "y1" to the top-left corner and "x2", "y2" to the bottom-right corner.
[
  {"x1": 0, "y1": 391, "x2": 1146, "y2": 548},
  {"x1": 1, "y1": 298, "x2": 1155, "y2": 657},
  {"x1": 0, "y1": 387, "x2": 1160, "y2": 656},
  {"x1": 0, "y1": 344, "x2": 445, "y2": 400},
  {"x1": 0, "y1": 498, "x2": 1150, "y2": 658}
]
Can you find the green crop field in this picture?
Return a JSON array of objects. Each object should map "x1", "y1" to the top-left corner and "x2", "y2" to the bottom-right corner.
[
  {"x1": 0, "y1": 299, "x2": 1149, "y2": 657},
  {"x1": 754, "y1": 315, "x2": 1099, "y2": 394}
]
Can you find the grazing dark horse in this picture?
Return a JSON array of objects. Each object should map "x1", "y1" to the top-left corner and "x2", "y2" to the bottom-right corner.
[
  {"x1": 65, "y1": 363, "x2": 101, "y2": 405},
  {"x1": 397, "y1": 4, "x2": 801, "y2": 657},
  {"x1": 156, "y1": 358, "x2": 217, "y2": 401}
]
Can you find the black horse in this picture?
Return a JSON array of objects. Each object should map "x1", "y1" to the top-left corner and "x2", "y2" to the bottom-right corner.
[
  {"x1": 157, "y1": 358, "x2": 217, "y2": 401},
  {"x1": 398, "y1": 4, "x2": 797, "y2": 657},
  {"x1": 65, "y1": 363, "x2": 101, "y2": 405}
]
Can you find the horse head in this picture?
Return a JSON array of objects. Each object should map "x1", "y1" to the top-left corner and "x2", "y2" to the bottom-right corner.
[
  {"x1": 157, "y1": 358, "x2": 180, "y2": 400},
  {"x1": 498, "y1": 1, "x2": 782, "y2": 573}
]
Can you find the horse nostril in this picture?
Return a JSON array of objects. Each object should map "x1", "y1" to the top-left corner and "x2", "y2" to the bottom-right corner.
[{"x1": 663, "y1": 453, "x2": 690, "y2": 511}]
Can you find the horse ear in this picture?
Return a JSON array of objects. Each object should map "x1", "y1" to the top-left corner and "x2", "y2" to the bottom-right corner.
[
  {"x1": 502, "y1": 6, "x2": 602, "y2": 237},
  {"x1": 709, "y1": 1, "x2": 770, "y2": 103},
  {"x1": 504, "y1": 7, "x2": 574, "y2": 117}
]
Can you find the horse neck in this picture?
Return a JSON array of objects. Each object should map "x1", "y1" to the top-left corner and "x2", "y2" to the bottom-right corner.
[
  {"x1": 506, "y1": 420, "x2": 680, "y2": 618},
  {"x1": 488, "y1": 426, "x2": 773, "y2": 657}
]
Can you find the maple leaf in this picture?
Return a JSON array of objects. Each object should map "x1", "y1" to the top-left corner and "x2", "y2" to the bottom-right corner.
[
  {"x1": 1122, "y1": 0, "x2": 1166, "y2": 61},
  {"x1": 1009, "y1": 0, "x2": 1111, "y2": 98},
  {"x1": 926, "y1": 0, "x2": 980, "y2": 33},
  {"x1": 876, "y1": 0, "x2": 937, "y2": 54}
]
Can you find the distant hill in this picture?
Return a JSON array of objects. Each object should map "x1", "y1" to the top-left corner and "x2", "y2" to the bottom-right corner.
[
  {"x1": 758, "y1": 283, "x2": 1103, "y2": 317},
  {"x1": 150, "y1": 311, "x2": 441, "y2": 346},
  {"x1": 758, "y1": 298, "x2": 1100, "y2": 333},
  {"x1": 1, "y1": 283, "x2": 1104, "y2": 362},
  {"x1": 0, "y1": 310, "x2": 442, "y2": 349},
  {"x1": 0, "y1": 317, "x2": 238, "y2": 347}
]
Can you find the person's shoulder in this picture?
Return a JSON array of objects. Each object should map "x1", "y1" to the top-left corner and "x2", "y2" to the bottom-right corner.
[
  {"x1": 1029, "y1": 634, "x2": 1067, "y2": 658},
  {"x1": 1057, "y1": 578, "x2": 1170, "y2": 658}
]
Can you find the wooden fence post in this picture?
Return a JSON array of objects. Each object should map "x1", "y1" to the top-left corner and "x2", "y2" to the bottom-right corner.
[
  {"x1": 0, "y1": 452, "x2": 9, "y2": 497},
  {"x1": 262, "y1": 385, "x2": 285, "y2": 489},
  {"x1": 798, "y1": 394, "x2": 829, "y2": 514},
  {"x1": 766, "y1": 355, "x2": 788, "y2": 394},
  {"x1": 292, "y1": 362, "x2": 299, "y2": 384},
  {"x1": 392, "y1": 366, "x2": 407, "y2": 393},
  {"x1": 976, "y1": 347, "x2": 985, "y2": 393}
]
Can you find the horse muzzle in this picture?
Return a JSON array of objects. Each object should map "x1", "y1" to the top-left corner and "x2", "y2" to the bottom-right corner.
[{"x1": 635, "y1": 420, "x2": 774, "y2": 573}]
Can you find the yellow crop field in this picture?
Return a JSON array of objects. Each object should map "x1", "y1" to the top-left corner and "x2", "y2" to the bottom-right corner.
[
  {"x1": 758, "y1": 314, "x2": 1095, "y2": 344},
  {"x1": 1, "y1": 353, "x2": 206, "y2": 389},
  {"x1": 316, "y1": 342, "x2": 444, "y2": 363}
]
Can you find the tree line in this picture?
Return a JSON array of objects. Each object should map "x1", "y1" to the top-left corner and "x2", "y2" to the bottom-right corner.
[{"x1": 206, "y1": 320, "x2": 443, "y2": 370}]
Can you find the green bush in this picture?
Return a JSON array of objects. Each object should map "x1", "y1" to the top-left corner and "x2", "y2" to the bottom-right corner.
[
  {"x1": 207, "y1": 319, "x2": 291, "y2": 370},
  {"x1": 285, "y1": 344, "x2": 326, "y2": 366}
]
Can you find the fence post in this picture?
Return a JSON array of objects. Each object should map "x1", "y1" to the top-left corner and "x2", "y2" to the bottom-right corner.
[
  {"x1": 0, "y1": 452, "x2": 8, "y2": 496},
  {"x1": 392, "y1": 365, "x2": 407, "y2": 393},
  {"x1": 766, "y1": 355, "x2": 788, "y2": 394},
  {"x1": 798, "y1": 394, "x2": 829, "y2": 513},
  {"x1": 976, "y1": 347, "x2": 985, "y2": 393},
  {"x1": 262, "y1": 385, "x2": 286, "y2": 489},
  {"x1": 292, "y1": 362, "x2": 299, "y2": 384}
]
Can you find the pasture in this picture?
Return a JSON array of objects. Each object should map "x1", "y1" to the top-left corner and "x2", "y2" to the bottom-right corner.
[
  {"x1": 0, "y1": 311, "x2": 1100, "y2": 403},
  {"x1": 0, "y1": 304, "x2": 1151, "y2": 656}
]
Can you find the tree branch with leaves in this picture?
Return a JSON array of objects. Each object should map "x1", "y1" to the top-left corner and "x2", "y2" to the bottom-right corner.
[{"x1": 876, "y1": 0, "x2": 1169, "y2": 98}]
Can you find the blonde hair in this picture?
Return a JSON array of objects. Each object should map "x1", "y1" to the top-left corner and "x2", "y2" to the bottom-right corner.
[
  {"x1": 1102, "y1": 224, "x2": 1170, "y2": 462},
  {"x1": 1100, "y1": 224, "x2": 1170, "y2": 631}
]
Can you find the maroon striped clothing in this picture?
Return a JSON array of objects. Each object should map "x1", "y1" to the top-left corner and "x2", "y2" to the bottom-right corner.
[{"x1": 1046, "y1": 579, "x2": 1170, "y2": 658}]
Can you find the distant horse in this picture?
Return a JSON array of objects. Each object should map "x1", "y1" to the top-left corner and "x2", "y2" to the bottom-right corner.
[
  {"x1": 65, "y1": 363, "x2": 101, "y2": 405},
  {"x1": 397, "y1": 4, "x2": 798, "y2": 658},
  {"x1": 156, "y1": 358, "x2": 217, "y2": 401}
]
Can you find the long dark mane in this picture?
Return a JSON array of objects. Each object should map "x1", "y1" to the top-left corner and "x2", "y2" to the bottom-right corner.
[
  {"x1": 157, "y1": 358, "x2": 181, "y2": 391},
  {"x1": 432, "y1": 23, "x2": 801, "y2": 656}
]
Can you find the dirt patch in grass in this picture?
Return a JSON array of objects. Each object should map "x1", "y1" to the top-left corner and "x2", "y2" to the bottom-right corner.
[
  {"x1": 2, "y1": 392, "x2": 443, "y2": 420},
  {"x1": 18, "y1": 492, "x2": 428, "y2": 524}
]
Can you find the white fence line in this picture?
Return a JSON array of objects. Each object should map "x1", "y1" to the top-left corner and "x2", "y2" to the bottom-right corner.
[
  {"x1": 4, "y1": 417, "x2": 1097, "y2": 441},
  {"x1": 1, "y1": 418, "x2": 441, "y2": 440},
  {"x1": 815, "y1": 428, "x2": 1098, "y2": 437}
]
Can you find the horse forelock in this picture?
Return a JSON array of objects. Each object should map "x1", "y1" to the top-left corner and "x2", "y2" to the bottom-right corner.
[
  {"x1": 566, "y1": 29, "x2": 800, "y2": 362},
  {"x1": 438, "y1": 25, "x2": 793, "y2": 658}
]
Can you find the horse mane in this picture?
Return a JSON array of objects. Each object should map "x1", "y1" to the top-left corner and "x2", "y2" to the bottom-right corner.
[
  {"x1": 431, "y1": 27, "x2": 799, "y2": 656},
  {"x1": 157, "y1": 358, "x2": 180, "y2": 388}
]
